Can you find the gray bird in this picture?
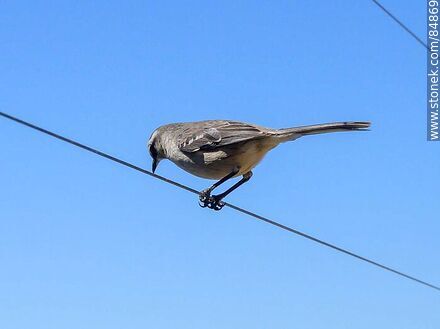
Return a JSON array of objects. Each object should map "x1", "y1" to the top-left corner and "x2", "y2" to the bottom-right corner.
[{"x1": 148, "y1": 120, "x2": 370, "y2": 210}]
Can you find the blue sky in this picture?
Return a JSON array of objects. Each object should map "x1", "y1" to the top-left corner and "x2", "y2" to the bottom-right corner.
[{"x1": 1, "y1": 1, "x2": 439, "y2": 328}]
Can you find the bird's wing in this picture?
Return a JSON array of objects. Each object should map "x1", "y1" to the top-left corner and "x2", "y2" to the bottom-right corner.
[{"x1": 177, "y1": 120, "x2": 267, "y2": 153}]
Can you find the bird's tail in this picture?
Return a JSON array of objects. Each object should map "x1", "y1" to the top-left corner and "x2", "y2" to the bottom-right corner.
[{"x1": 275, "y1": 121, "x2": 371, "y2": 142}]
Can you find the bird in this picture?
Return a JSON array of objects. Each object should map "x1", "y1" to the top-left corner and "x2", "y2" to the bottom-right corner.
[{"x1": 148, "y1": 120, "x2": 370, "y2": 210}]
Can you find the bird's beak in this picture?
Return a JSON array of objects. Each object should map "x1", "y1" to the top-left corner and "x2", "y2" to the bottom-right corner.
[{"x1": 152, "y1": 158, "x2": 158, "y2": 173}]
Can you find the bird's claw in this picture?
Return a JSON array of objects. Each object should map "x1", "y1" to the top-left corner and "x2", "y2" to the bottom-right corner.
[
  {"x1": 199, "y1": 192, "x2": 225, "y2": 211},
  {"x1": 198, "y1": 193, "x2": 209, "y2": 208},
  {"x1": 208, "y1": 197, "x2": 225, "y2": 211},
  {"x1": 198, "y1": 190, "x2": 211, "y2": 208}
]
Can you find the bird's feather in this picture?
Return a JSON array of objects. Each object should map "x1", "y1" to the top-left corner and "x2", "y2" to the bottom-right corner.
[{"x1": 177, "y1": 120, "x2": 267, "y2": 152}]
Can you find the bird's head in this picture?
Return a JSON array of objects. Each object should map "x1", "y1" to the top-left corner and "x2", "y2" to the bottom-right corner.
[{"x1": 147, "y1": 129, "x2": 166, "y2": 173}]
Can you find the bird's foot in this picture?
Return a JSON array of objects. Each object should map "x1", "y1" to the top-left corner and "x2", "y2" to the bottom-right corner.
[
  {"x1": 207, "y1": 195, "x2": 225, "y2": 211},
  {"x1": 199, "y1": 191, "x2": 225, "y2": 211},
  {"x1": 198, "y1": 189, "x2": 211, "y2": 207}
]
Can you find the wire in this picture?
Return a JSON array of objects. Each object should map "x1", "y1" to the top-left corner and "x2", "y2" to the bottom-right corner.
[
  {"x1": 371, "y1": 0, "x2": 430, "y2": 52},
  {"x1": 1, "y1": 111, "x2": 439, "y2": 293}
]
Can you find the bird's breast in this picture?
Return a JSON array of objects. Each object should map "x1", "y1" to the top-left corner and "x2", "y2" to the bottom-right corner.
[{"x1": 170, "y1": 139, "x2": 279, "y2": 180}]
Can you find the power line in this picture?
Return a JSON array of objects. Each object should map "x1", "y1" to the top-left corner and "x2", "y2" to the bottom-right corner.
[
  {"x1": 1, "y1": 111, "x2": 439, "y2": 293},
  {"x1": 371, "y1": 0, "x2": 429, "y2": 51}
]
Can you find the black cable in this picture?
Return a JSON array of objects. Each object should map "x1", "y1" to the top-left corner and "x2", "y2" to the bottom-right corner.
[
  {"x1": 0, "y1": 112, "x2": 199, "y2": 195},
  {"x1": 1, "y1": 111, "x2": 439, "y2": 292},
  {"x1": 371, "y1": 0, "x2": 430, "y2": 52}
]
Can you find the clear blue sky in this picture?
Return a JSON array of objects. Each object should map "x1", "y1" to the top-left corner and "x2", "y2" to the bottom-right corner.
[{"x1": 1, "y1": 1, "x2": 439, "y2": 328}]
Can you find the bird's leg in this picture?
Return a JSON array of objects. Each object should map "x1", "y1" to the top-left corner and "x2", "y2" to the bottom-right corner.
[
  {"x1": 199, "y1": 169, "x2": 239, "y2": 208},
  {"x1": 207, "y1": 171, "x2": 253, "y2": 211}
]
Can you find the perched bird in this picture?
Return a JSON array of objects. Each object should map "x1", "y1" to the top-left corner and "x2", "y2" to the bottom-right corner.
[{"x1": 148, "y1": 120, "x2": 370, "y2": 210}]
